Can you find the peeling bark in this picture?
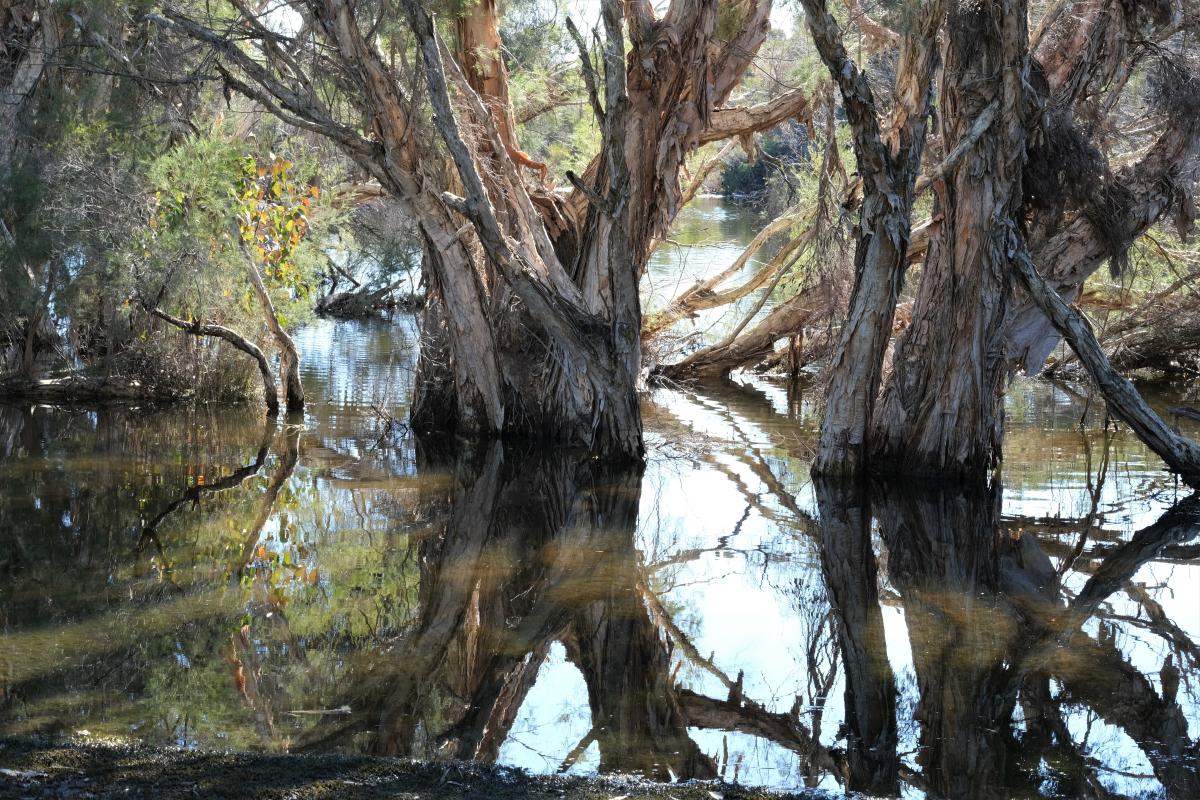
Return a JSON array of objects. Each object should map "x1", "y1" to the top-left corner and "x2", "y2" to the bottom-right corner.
[
  {"x1": 800, "y1": 0, "x2": 944, "y2": 477},
  {"x1": 872, "y1": 0, "x2": 1030, "y2": 478}
]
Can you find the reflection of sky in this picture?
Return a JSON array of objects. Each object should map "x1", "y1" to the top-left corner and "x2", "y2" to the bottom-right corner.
[
  {"x1": 498, "y1": 643, "x2": 596, "y2": 774},
  {"x1": 500, "y1": 372, "x2": 1198, "y2": 794},
  {"x1": 4, "y1": 309, "x2": 1198, "y2": 796},
  {"x1": 642, "y1": 197, "x2": 783, "y2": 341}
]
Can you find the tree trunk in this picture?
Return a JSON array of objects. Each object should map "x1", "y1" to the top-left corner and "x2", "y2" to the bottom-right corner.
[
  {"x1": 242, "y1": 252, "x2": 304, "y2": 412},
  {"x1": 871, "y1": 0, "x2": 1029, "y2": 479},
  {"x1": 800, "y1": 0, "x2": 944, "y2": 477},
  {"x1": 159, "y1": 0, "x2": 798, "y2": 457},
  {"x1": 1004, "y1": 2, "x2": 1200, "y2": 375},
  {"x1": 147, "y1": 305, "x2": 280, "y2": 414},
  {"x1": 15, "y1": 257, "x2": 60, "y2": 379},
  {"x1": 1, "y1": 3, "x2": 58, "y2": 181}
]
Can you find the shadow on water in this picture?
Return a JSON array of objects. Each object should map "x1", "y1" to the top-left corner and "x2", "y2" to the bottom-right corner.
[{"x1": 2, "y1": 317, "x2": 1199, "y2": 798}]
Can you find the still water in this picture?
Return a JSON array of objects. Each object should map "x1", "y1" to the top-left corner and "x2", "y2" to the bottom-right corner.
[{"x1": 2, "y1": 254, "x2": 1199, "y2": 797}]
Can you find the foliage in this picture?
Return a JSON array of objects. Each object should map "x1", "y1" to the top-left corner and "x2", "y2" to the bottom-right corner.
[
  {"x1": 720, "y1": 123, "x2": 812, "y2": 204},
  {"x1": 235, "y1": 154, "x2": 320, "y2": 298}
]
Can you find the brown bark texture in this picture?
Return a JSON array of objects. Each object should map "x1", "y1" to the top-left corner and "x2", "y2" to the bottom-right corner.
[
  {"x1": 155, "y1": 0, "x2": 805, "y2": 459},
  {"x1": 799, "y1": 0, "x2": 944, "y2": 477},
  {"x1": 871, "y1": 0, "x2": 1030, "y2": 478}
]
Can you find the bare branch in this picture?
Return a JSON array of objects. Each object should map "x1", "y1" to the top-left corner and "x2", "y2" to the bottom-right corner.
[{"x1": 564, "y1": 16, "x2": 603, "y2": 122}]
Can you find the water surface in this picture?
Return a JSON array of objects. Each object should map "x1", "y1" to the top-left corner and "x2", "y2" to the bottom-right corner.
[{"x1": 1, "y1": 318, "x2": 1198, "y2": 798}]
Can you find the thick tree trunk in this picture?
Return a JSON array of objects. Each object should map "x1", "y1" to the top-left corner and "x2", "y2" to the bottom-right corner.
[
  {"x1": 1, "y1": 3, "x2": 58, "y2": 180},
  {"x1": 871, "y1": 0, "x2": 1029, "y2": 478},
  {"x1": 161, "y1": 0, "x2": 795, "y2": 457},
  {"x1": 1004, "y1": 1, "x2": 1200, "y2": 375},
  {"x1": 801, "y1": 0, "x2": 944, "y2": 477}
]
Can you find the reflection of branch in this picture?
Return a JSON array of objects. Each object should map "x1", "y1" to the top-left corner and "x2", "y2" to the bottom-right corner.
[
  {"x1": 236, "y1": 427, "x2": 301, "y2": 575},
  {"x1": 1119, "y1": 582, "x2": 1200, "y2": 669},
  {"x1": 639, "y1": 579, "x2": 736, "y2": 693},
  {"x1": 640, "y1": 580, "x2": 843, "y2": 778},
  {"x1": 676, "y1": 690, "x2": 841, "y2": 774},
  {"x1": 1058, "y1": 420, "x2": 1112, "y2": 577},
  {"x1": 1049, "y1": 632, "x2": 1200, "y2": 796},
  {"x1": 557, "y1": 727, "x2": 597, "y2": 773},
  {"x1": 1024, "y1": 681, "x2": 1123, "y2": 800},
  {"x1": 136, "y1": 422, "x2": 275, "y2": 559}
]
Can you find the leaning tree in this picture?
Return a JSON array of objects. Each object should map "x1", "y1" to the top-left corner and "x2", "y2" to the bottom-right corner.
[{"x1": 153, "y1": 0, "x2": 808, "y2": 459}]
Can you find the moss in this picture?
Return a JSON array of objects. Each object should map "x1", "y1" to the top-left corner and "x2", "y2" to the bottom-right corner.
[{"x1": 0, "y1": 736, "x2": 825, "y2": 800}]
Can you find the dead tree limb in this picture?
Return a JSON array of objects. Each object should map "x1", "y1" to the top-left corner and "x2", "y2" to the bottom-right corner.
[
  {"x1": 1010, "y1": 250, "x2": 1200, "y2": 486},
  {"x1": 146, "y1": 305, "x2": 279, "y2": 414}
]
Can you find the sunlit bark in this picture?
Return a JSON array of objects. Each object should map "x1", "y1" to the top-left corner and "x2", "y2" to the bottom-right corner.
[
  {"x1": 871, "y1": 0, "x2": 1030, "y2": 478},
  {"x1": 800, "y1": 0, "x2": 945, "y2": 477}
]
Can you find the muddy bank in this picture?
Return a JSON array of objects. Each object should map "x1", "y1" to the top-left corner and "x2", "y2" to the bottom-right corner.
[{"x1": 0, "y1": 738, "x2": 826, "y2": 799}]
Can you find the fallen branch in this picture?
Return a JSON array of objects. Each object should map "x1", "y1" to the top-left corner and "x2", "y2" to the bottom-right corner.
[
  {"x1": 1010, "y1": 250, "x2": 1200, "y2": 486},
  {"x1": 147, "y1": 305, "x2": 279, "y2": 414}
]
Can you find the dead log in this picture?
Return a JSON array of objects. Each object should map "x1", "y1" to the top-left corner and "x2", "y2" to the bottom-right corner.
[
  {"x1": 655, "y1": 284, "x2": 831, "y2": 381},
  {"x1": 0, "y1": 374, "x2": 174, "y2": 403},
  {"x1": 315, "y1": 283, "x2": 420, "y2": 318}
]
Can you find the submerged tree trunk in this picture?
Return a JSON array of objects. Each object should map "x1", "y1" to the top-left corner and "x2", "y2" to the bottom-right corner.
[
  {"x1": 800, "y1": 0, "x2": 944, "y2": 477},
  {"x1": 874, "y1": 482, "x2": 1031, "y2": 799},
  {"x1": 160, "y1": 0, "x2": 800, "y2": 458},
  {"x1": 871, "y1": 0, "x2": 1029, "y2": 478}
]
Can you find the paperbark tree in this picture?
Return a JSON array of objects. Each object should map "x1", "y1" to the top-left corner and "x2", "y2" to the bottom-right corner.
[
  {"x1": 154, "y1": 0, "x2": 807, "y2": 459},
  {"x1": 871, "y1": 0, "x2": 1031, "y2": 477},
  {"x1": 799, "y1": 0, "x2": 945, "y2": 477},
  {"x1": 1005, "y1": 0, "x2": 1200, "y2": 375}
]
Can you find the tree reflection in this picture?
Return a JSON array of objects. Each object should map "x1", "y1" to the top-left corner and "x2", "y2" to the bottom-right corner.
[
  {"x1": 815, "y1": 478, "x2": 1200, "y2": 799},
  {"x1": 2, "y1": 395, "x2": 1198, "y2": 799},
  {"x1": 302, "y1": 442, "x2": 714, "y2": 780},
  {"x1": 814, "y1": 478, "x2": 897, "y2": 795}
]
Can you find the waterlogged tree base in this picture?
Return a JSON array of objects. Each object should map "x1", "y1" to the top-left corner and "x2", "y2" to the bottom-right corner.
[{"x1": 0, "y1": 737, "x2": 823, "y2": 800}]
